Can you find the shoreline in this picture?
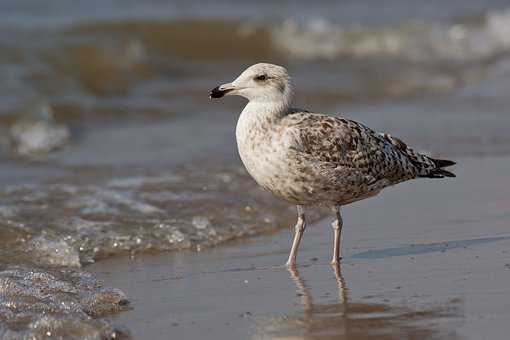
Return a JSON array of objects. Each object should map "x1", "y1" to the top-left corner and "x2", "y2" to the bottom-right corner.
[{"x1": 90, "y1": 155, "x2": 510, "y2": 339}]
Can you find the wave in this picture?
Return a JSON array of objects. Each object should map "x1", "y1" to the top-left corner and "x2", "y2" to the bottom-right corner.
[
  {"x1": 0, "y1": 166, "x2": 304, "y2": 268},
  {"x1": 0, "y1": 265, "x2": 129, "y2": 338},
  {"x1": 2, "y1": 8, "x2": 510, "y2": 121},
  {"x1": 64, "y1": 19, "x2": 275, "y2": 62},
  {"x1": 62, "y1": 7, "x2": 510, "y2": 63},
  {"x1": 36, "y1": 8, "x2": 509, "y2": 101},
  {"x1": 271, "y1": 8, "x2": 510, "y2": 61}
]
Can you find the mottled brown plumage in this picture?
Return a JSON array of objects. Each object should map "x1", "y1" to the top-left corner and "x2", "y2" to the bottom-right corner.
[{"x1": 210, "y1": 63, "x2": 456, "y2": 266}]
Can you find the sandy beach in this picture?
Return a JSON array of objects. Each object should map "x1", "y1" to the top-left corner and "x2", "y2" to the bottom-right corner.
[
  {"x1": 2, "y1": 1, "x2": 510, "y2": 338},
  {"x1": 90, "y1": 155, "x2": 510, "y2": 339}
]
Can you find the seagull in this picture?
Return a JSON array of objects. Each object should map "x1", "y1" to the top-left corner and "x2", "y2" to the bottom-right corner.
[{"x1": 209, "y1": 63, "x2": 455, "y2": 267}]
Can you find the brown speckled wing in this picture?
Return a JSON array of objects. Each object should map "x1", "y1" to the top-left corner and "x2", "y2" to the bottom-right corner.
[{"x1": 286, "y1": 112, "x2": 428, "y2": 185}]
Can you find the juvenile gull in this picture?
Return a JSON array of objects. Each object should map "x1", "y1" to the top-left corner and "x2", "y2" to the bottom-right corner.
[{"x1": 209, "y1": 63, "x2": 455, "y2": 267}]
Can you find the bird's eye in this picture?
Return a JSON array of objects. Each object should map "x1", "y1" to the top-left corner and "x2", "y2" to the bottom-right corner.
[{"x1": 255, "y1": 74, "x2": 267, "y2": 81}]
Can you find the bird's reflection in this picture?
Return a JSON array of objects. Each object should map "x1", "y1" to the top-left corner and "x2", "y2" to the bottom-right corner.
[
  {"x1": 286, "y1": 263, "x2": 348, "y2": 337},
  {"x1": 268, "y1": 263, "x2": 459, "y2": 340},
  {"x1": 287, "y1": 263, "x2": 347, "y2": 313},
  {"x1": 287, "y1": 265, "x2": 313, "y2": 312},
  {"x1": 331, "y1": 262, "x2": 347, "y2": 305}
]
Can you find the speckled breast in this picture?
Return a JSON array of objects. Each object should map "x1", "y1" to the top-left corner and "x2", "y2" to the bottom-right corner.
[
  {"x1": 237, "y1": 128, "x2": 281, "y2": 187},
  {"x1": 236, "y1": 122, "x2": 312, "y2": 204}
]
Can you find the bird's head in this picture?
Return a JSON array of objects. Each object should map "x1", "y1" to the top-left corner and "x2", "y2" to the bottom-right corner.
[{"x1": 210, "y1": 63, "x2": 292, "y2": 106}]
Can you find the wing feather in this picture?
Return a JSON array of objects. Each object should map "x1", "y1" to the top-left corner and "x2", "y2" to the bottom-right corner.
[{"x1": 285, "y1": 112, "x2": 433, "y2": 185}]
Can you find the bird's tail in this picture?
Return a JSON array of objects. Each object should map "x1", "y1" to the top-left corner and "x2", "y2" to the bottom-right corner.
[
  {"x1": 419, "y1": 158, "x2": 456, "y2": 178},
  {"x1": 380, "y1": 133, "x2": 456, "y2": 179}
]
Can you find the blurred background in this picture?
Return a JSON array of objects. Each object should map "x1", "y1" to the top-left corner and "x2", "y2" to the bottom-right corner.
[
  {"x1": 2, "y1": 0, "x2": 510, "y2": 169},
  {"x1": 1, "y1": 1, "x2": 510, "y2": 337},
  {"x1": 2, "y1": 0, "x2": 510, "y2": 289},
  {"x1": 2, "y1": 0, "x2": 510, "y2": 282}
]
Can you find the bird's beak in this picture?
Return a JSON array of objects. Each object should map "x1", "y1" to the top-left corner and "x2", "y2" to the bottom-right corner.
[{"x1": 209, "y1": 82, "x2": 236, "y2": 99}]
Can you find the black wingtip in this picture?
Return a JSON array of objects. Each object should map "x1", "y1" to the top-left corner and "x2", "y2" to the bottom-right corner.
[
  {"x1": 418, "y1": 158, "x2": 456, "y2": 178},
  {"x1": 433, "y1": 159, "x2": 456, "y2": 168},
  {"x1": 437, "y1": 169, "x2": 456, "y2": 178},
  {"x1": 419, "y1": 169, "x2": 456, "y2": 178}
]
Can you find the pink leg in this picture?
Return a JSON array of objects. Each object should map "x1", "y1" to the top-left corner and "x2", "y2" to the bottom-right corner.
[
  {"x1": 331, "y1": 205, "x2": 343, "y2": 264},
  {"x1": 285, "y1": 205, "x2": 306, "y2": 267}
]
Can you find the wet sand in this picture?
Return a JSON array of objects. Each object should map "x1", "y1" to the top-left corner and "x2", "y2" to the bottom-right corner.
[
  {"x1": 2, "y1": 1, "x2": 510, "y2": 337},
  {"x1": 90, "y1": 155, "x2": 510, "y2": 339}
]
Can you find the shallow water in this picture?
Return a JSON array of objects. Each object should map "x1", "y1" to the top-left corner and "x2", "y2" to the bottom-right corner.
[
  {"x1": 0, "y1": 265, "x2": 130, "y2": 339},
  {"x1": 0, "y1": 166, "x2": 302, "y2": 268},
  {"x1": 1, "y1": 0, "x2": 510, "y2": 337},
  {"x1": 89, "y1": 156, "x2": 510, "y2": 340}
]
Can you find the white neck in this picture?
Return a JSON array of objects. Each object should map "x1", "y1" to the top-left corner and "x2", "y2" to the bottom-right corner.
[
  {"x1": 241, "y1": 99, "x2": 289, "y2": 122},
  {"x1": 236, "y1": 100, "x2": 289, "y2": 148}
]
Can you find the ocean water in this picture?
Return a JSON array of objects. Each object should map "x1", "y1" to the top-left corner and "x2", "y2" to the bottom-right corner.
[{"x1": 1, "y1": 0, "x2": 510, "y2": 337}]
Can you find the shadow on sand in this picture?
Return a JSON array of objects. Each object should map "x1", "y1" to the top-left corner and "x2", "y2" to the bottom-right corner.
[{"x1": 352, "y1": 236, "x2": 510, "y2": 260}]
